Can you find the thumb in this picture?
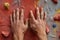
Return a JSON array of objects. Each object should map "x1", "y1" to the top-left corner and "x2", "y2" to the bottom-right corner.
[{"x1": 25, "y1": 19, "x2": 28, "y2": 27}]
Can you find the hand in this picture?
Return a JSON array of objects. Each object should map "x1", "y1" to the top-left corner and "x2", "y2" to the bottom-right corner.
[
  {"x1": 10, "y1": 8, "x2": 28, "y2": 33},
  {"x1": 30, "y1": 7, "x2": 46, "y2": 33},
  {"x1": 30, "y1": 7, "x2": 47, "y2": 40},
  {"x1": 10, "y1": 8, "x2": 28, "y2": 40}
]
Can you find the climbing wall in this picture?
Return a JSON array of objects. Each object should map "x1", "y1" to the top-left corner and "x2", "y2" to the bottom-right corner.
[
  {"x1": 0, "y1": 0, "x2": 40, "y2": 40},
  {"x1": 0, "y1": 0, "x2": 60, "y2": 40},
  {"x1": 38, "y1": 0, "x2": 60, "y2": 40}
]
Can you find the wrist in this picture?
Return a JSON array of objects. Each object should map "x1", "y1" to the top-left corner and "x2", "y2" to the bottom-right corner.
[
  {"x1": 13, "y1": 33, "x2": 19, "y2": 40},
  {"x1": 37, "y1": 32, "x2": 47, "y2": 40},
  {"x1": 18, "y1": 31, "x2": 24, "y2": 40},
  {"x1": 13, "y1": 30, "x2": 24, "y2": 40}
]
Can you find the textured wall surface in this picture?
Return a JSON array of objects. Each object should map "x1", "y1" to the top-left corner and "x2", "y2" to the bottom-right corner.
[{"x1": 38, "y1": 0, "x2": 60, "y2": 40}]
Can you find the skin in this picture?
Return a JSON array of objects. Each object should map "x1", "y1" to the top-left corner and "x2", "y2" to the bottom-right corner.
[
  {"x1": 10, "y1": 8, "x2": 28, "y2": 40},
  {"x1": 30, "y1": 7, "x2": 47, "y2": 40},
  {"x1": 10, "y1": 7, "x2": 47, "y2": 40}
]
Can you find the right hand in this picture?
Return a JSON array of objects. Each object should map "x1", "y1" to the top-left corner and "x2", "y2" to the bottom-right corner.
[
  {"x1": 30, "y1": 7, "x2": 47, "y2": 40},
  {"x1": 30, "y1": 7, "x2": 47, "y2": 33}
]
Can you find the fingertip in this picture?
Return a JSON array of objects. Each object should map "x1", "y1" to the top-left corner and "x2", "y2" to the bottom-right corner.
[
  {"x1": 30, "y1": 10, "x2": 33, "y2": 16},
  {"x1": 30, "y1": 10, "x2": 32, "y2": 13},
  {"x1": 21, "y1": 8, "x2": 24, "y2": 11},
  {"x1": 21, "y1": 8, "x2": 24, "y2": 14},
  {"x1": 17, "y1": 8, "x2": 19, "y2": 10},
  {"x1": 36, "y1": 7, "x2": 39, "y2": 12},
  {"x1": 41, "y1": 7, "x2": 43, "y2": 10}
]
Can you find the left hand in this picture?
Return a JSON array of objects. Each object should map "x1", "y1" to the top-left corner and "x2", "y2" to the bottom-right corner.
[{"x1": 10, "y1": 8, "x2": 28, "y2": 34}]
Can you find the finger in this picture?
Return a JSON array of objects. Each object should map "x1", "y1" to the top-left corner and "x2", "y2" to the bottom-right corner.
[
  {"x1": 10, "y1": 14, "x2": 13, "y2": 26},
  {"x1": 44, "y1": 12, "x2": 47, "y2": 20},
  {"x1": 36, "y1": 7, "x2": 40, "y2": 20},
  {"x1": 30, "y1": 10, "x2": 36, "y2": 21},
  {"x1": 41, "y1": 8, "x2": 44, "y2": 20},
  {"x1": 16, "y1": 8, "x2": 19, "y2": 21},
  {"x1": 13, "y1": 10, "x2": 16, "y2": 22},
  {"x1": 20, "y1": 9, "x2": 24, "y2": 22}
]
